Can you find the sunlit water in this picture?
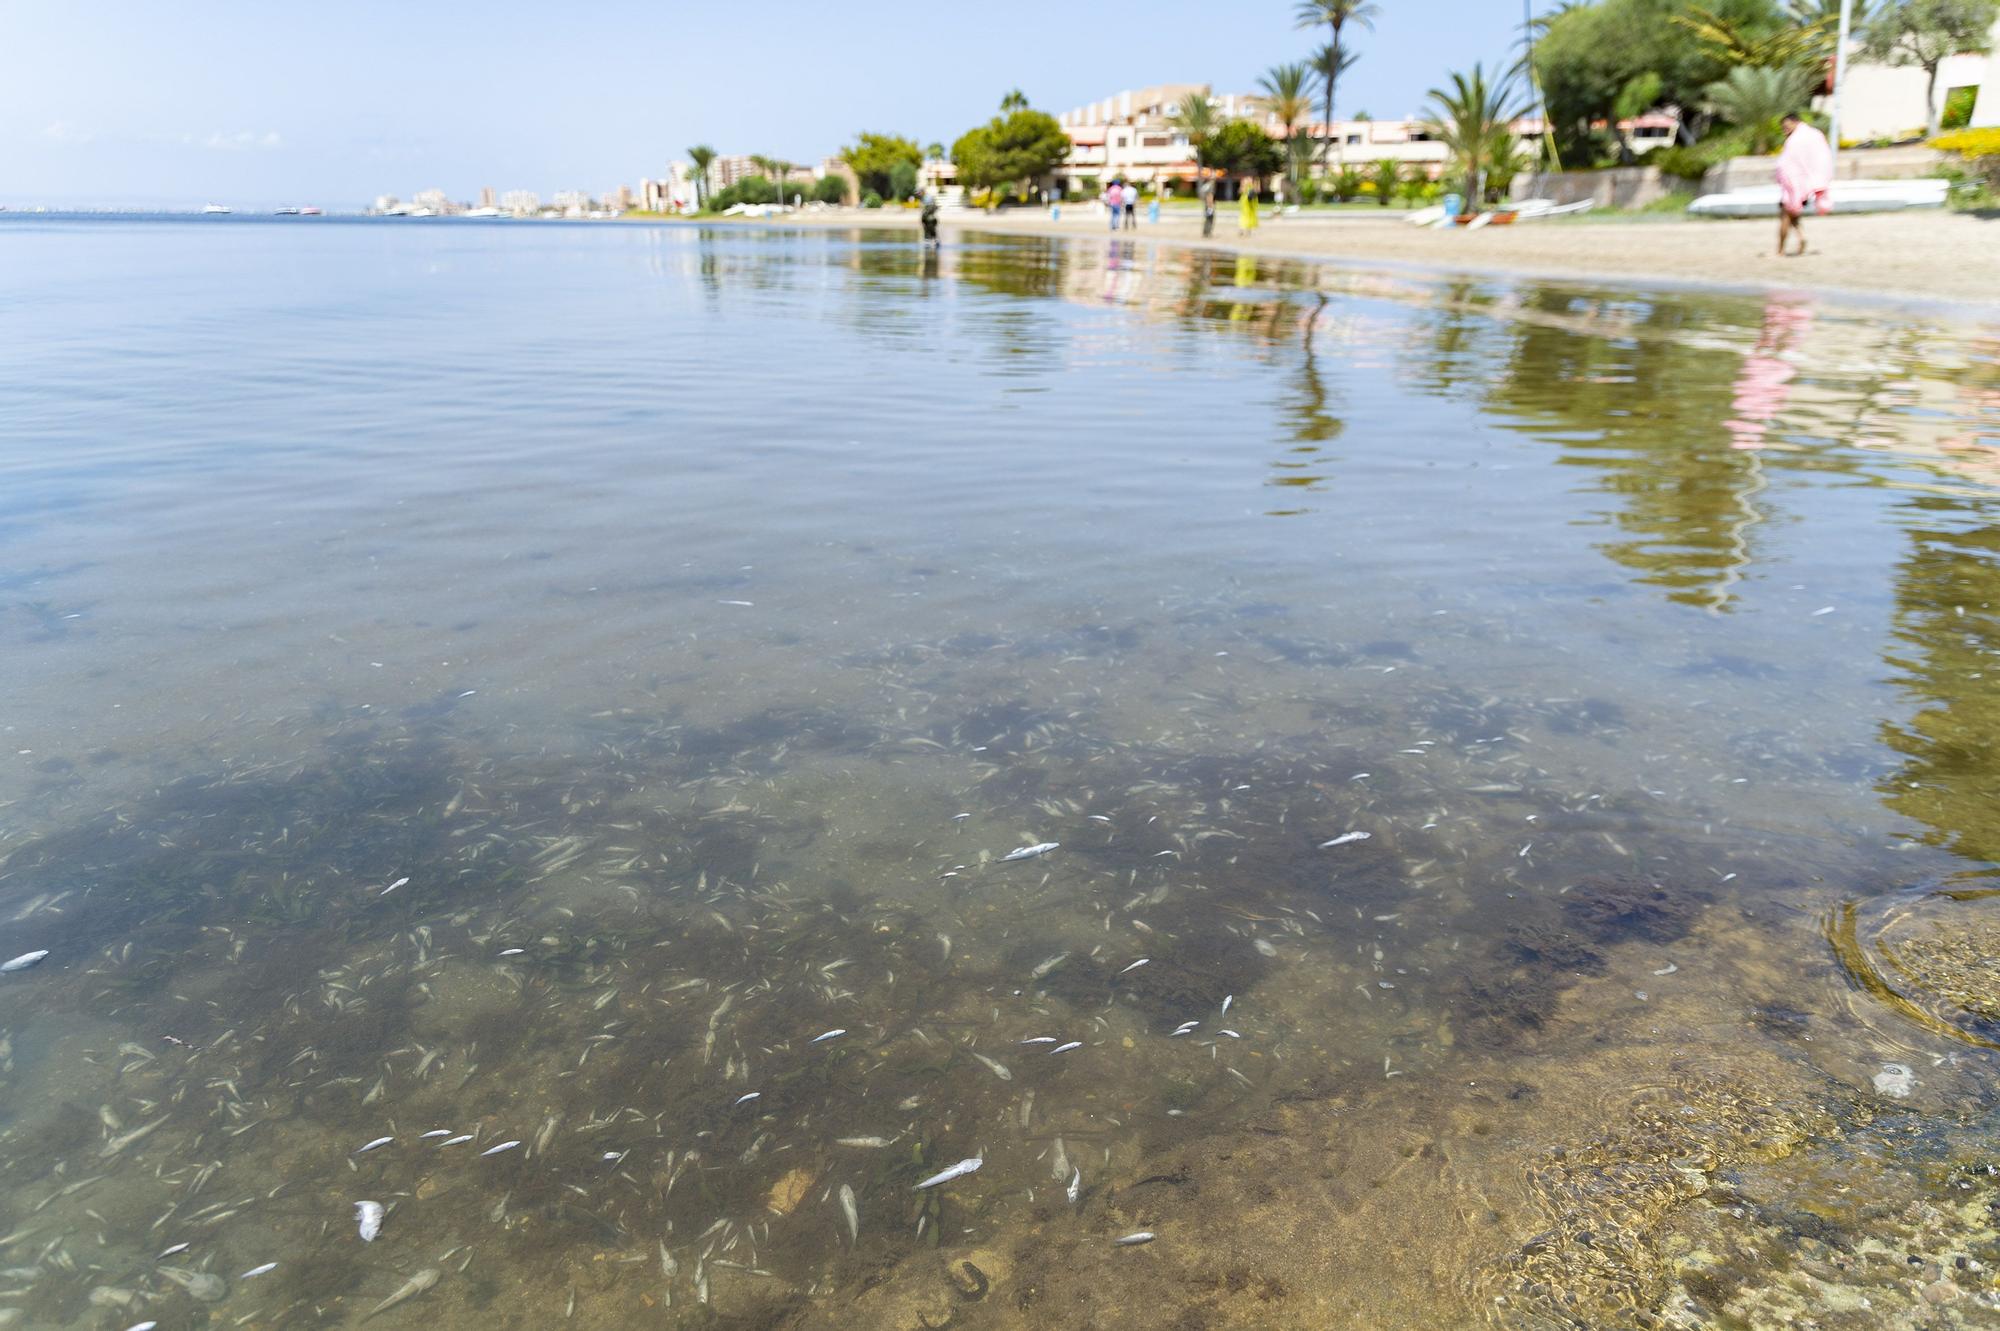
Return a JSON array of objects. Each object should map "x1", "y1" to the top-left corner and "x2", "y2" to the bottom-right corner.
[{"x1": 3, "y1": 217, "x2": 2000, "y2": 1329}]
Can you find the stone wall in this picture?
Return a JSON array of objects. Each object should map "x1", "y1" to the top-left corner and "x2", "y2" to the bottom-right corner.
[{"x1": 1509, "y1": 166, "x2": 1677, "y2": 209}]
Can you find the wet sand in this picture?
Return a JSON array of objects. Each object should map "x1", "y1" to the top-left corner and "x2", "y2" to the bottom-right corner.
[{"x1": 725, "y1": 206, "x2": 2000, "y2": 311}]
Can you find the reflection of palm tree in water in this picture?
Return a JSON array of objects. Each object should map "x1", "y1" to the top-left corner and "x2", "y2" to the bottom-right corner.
[{"x1": 1709, "y1": 300, "x2": 1813, "y2": 612}]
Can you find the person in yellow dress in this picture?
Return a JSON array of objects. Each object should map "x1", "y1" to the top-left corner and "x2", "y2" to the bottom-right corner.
[{"x1": 1237, "y1": 176, "x2": 1259, "y2": 236}]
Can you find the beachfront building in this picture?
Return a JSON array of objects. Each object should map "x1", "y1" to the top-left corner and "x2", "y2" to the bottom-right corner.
[
  {"x1": 1052, "y1": 84, "x2": 1563, "y2": 193},
  {"x1": 500, "y1": 189, "x2": 540, "y2": 217},
  {"x1": 1837, "y1": 13, "x2": 1999, "y2": 139}
]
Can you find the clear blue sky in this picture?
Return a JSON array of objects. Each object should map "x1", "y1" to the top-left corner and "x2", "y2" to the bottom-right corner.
[{"x1": 1, "y1": 0, "x2": 1532, "y2": 209}]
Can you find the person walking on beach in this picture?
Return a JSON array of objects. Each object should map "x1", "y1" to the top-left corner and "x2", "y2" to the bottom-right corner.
[
  {"x1": 1104, "y1": 179, "x2": 1123, "y2": 231},
  {"x1": 1124, "y1": 181, "x2": 1139, "y2": 230},
  {"x1": 1198, "y1": 171, "x2": 1217, "y2": 237},
  {"x1": 1774, "y1": 113, "x2": 1833, "y2": 257},
  {"x1": 1238, "y1": 176, "x2": 1260, "y2": 236}
]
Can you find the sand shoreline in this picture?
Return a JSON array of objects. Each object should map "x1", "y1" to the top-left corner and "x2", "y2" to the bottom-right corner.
[{"x1": 682, "y1": 206, "x2": 2000, "y2": 315}]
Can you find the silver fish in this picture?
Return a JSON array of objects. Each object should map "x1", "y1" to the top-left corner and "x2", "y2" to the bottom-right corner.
[
  {"x1": 733, "y1": 1091, "x2": 761, "y2": 1106},
  {"x1": 240, "y1": 1262, "x2": 278, "y2": 1278},
  {"x1": 970, "y1": 1052, "x2": 1012, "y2": 1081},
  {"x1": 354, "y1": 1136, "x2": 394, "y2": 1154},
  {"x1": 379, "y1": 877, "x2": 410, "y2": 896},
  {"x1": 1318, "y1": 832, "x2": 1371, "y2": 848},
  {"x1": 914, "y1": 1157, "x2": 983, "y2": 1190},
  {"x1": 810, "y1": 1029, "x2": 846, "y2": 1044},
  {"x1": 1115, "y1": 1231, "x2": 1156, "y2": 1245},
  {"x1": 1019, "y1": 1036, "x2": 1059, "y2": 1044},
  {"x1": 838, "y1": 1183, "x2": 859, "y2": 1244},
  {"x1": 1118, "y1": 958, "x2": 1149, "y2": 974},
  {"x1": 438, "y1": 1134, "x2": 473, "y2": 1147},
  {"x1": 1067, "y1": 1168, "x2": 1082, "y2": 1206},
  {"x1": 156, "y1": 1243, "x2": 189, "y2": 1259},
  {"x1": 479, "y1": 1140, "x2": 520, "y2": 1157},
  {"x1": 355, "y1": 1200, "x2": 384, "y2": 1242},
  {"x1": 366, "y1": 1267, "x2": 439, "y2": 1318},
  {"x1": 0, "y1": 950, "x2": 48, "y2": 972},
  {"x1": 100, "y1": 1117, "x2": 168, "y2": 1158},
  {"x1": 1050, "y1": 1041, "x2": 1082, "y2": 1055},
  {"x1": 1002, "y1": 842, "x2": 1059, "y2": 862},
  {"x1": 419, "y1": 1129, "x2": 454, "y2": 1139},
  {"x1": 834, "y1": 1136, "x2": 895, "y2": 1148},
  {"x1": 125, "y1": 1323, "x2": 159, "y2": 1331}
]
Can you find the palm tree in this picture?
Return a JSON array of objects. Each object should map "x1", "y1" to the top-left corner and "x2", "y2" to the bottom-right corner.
[
  {"x1": 1422, "y1": 63, "x2": 1530, "y2": 210},
  {"x1": 999, "y1": 88, "x2": 1029, "y2": 112},
  {"x1": 769, "y1": 158, "x2": 798, "y2": 204},
  {"x1": 1258, "y1": 62, "x2": 1316, "y2": 194},
  {"x1": 1294, "y1": 0, "x2": 1379, "y2": 168},
  {"x1": 1704, "y1": 64, "x2": 1817, "y2": 153},
  {"x1": 1175, "y1": 90, "x2": 1220, "y2": 162},
  {"x1": 686, "y1": 144, "x2": 717, "y2": 209}
]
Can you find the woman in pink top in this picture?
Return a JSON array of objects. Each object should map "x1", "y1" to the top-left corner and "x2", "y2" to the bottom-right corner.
[{"x1": 1774, "y1": 113, "x2": 1834, "y2": 257}]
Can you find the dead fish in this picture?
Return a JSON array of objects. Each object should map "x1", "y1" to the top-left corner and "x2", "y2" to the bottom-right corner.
[
  {"x1": 733, "y1": 1092, "x2": 761, "y2": 1106},
  {"x1": 438, "y1": 1134, "x2": 474, "y2": 1147},
  {"x1": 969, "y1": 1052, "x2": 1012, "y2": 1081},
  {"x1": 157, "y1": 1267, "x2": 225, "y2": 1302},
  {"x1": 1019, "y1": 1036, "x2": 1058, "y2": 1044},
  {"x1": 0, "y1": 950, "x2": 49, "y2": 972},
  {"x1": 1115, "y1": 1231, "x2": 1156, "y2": 1246},
  {"x1": 366, "y1": 1267, "x2": 439, "y2": 1318},
  {"x1": 100, "y1": 1117, "x2": 168, "y2": 1158},
  {"x1": 914, "y1": 1157, "x2": 982, "y2": 1190},
  {"x1": 498, "y1": 948, "x2": 524, "y2": 957},
  {"x1": 1030, "y1": 952, "x2": 1070, "y2": 979},
  {"x1": 1067, "y1": 1168, "x2": 1082, "y2": 1206},
  {"x1": 1220, "y1": 995, "x2": 1233, "y2": 1015},
  {"x1": 479, "y1": 1140, "x2": 520, "y2": 1157},
  {"x1": 156, "y1": 1243, "x2": 189, "y2": 1259},
  {"x1": 124, "y1": 1322, "x2": 159, "y2": 1331},
  {"x1": 1318, "y1": 832, "x2": 1371, "y2": 848},
  {"x1": 353, "y1": 1136, "x2": 394, "y2": 1154},
  {"x1": 838, "y1": 1183, "x2": 859, "y2": 1244},
  {"x1": 1118, "y1": 958, "x2": 1149, "y2": 975},
  {"x1": 1050, "y1": 1041, "x2": 1082, "y2": 1055},
  {"x1": 419, "y1": 1129, "x2": 455, "y2": 1139},
  {"x1": 239, "y1": 1262, "x2": 278, "y2": 1278},
  {"x1": 810, "y1": 1029, "x2": 847, "y2": 1044},
  {"x1": 1002, "y1": 843, "x2": 1059, "y2": 862},
  {"x1": 378, "y1": 877, "x2": 410, "y2": 896},
  {"x1": 1252, "y1": 939, "x2": 1279, "y2": 957},
  {"x1": 834, "y1": 1136, "x2": 895, "y2": 1149},
  {"x1": 356, "y1": 1200, "x2": 384, "y2": 1242},
  {"x1": 1170, "y1": 1022, "x2": 1199, "y2": 1036}
]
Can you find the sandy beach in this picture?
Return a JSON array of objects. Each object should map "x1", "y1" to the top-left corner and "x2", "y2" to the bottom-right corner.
[{"x1": 727, "y1": 204, "x2": 2000, "y2": 312}]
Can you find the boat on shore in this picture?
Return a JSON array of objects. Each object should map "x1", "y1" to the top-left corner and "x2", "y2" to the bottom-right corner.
[
  {"x1": 1689, "y1": 178, "x2": 1948, "y2": 218},
  {"x1": 201, "y1": 203, "x2": 231, "y2": 215}
]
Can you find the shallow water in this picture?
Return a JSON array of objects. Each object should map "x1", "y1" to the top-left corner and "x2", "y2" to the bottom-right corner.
[{"x1": 2, "y1": 217, "x2": 1999, "y2": 1329}]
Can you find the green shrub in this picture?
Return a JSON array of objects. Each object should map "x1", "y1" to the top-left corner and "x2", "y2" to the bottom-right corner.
[
  {"x1": 1296, "y1": 176, "x2": 1319, "y2": 203},
  {"x1": 887, "y1": 161, "x2": 918, "y2": 201},
  {"x1": 1372, "y1": 159, "x2": 1397, "y2": 205},
  {"x1": 1650, "y1": 145, "x2": 1710, "y2": 186},
  {"x1": 707, "y1": 176, "x2": 779, "y2": 211},
  {"x1": 862, "y1": 190, "x2": 883, "y2": 208},
  {"x1": 812, "y1": 175, "x2": 848, "y2": 204},
  {"x1": 1333, "y1": 166, "x2": 1365, "y2": 201}
]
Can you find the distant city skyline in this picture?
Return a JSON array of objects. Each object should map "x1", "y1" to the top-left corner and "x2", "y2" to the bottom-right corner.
[{"x1": 0, "y1": 0, "x2": 1526, "y2": 210}]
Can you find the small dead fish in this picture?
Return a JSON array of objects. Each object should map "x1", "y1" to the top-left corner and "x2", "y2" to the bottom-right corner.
[
  {"x1": 419, "y1": 1129, "x2": 455, "y2": 1139},
  {"x1": 1019, "y1": 1036, "x2": 1059, "y2": 1044},
  {"x1": 1118, "y1": 958, "x2": 1149, "y2": 975},
  {"x1": 914, "y1": 1157, "x2": 982, "y2": 1190},
  {"x1": 1002, "y1": 843, "x2": 1058, "y2": 862},
  {"x1": 1252, "y1": 939, "x2": 1279, "y2": 957},
  {"x1": 356, "y1": 1199, "x2": 384, "y2": 1242},
  {"x1": 353, "y1": 1136, "x2": 394, "y2": 1154},
  {"x1": 378, "y1": 877, "x2": 410, "y2": 896},
  {"x1": 1030, "y1": 952, "x2": 1069, "y2": 979},
  {"x1": 733, "y1": 1092, "x2": 761, "y2": 1106},
  {"x1": 1170, "y1": 1022, "x2": 1198, "y2": 1036},
  {"x1": 1, "y1": 950, "x2": 49, "y2": 972},
  {"x1": 156, "y1": 1243, "x2": 189, "y2": 1259},
  {"x1": 1115, "y1": 1231, "x2": 1156, "y2": 1246},
  {"x1": 1067, "y1": 1168, "x2": 1082, "y2": 1206},
  {"x1": 367, "y1": 1267, "x2": 439, "y2": 1318},
  {"x1": 100, "y1": 1117, "x2": 168, "y2": 1158},
  {"x1": 1220, "y1": 995, "x2": 1233, "y2": 1015},
  {"x1": 969, "y1": 1052, "x2": 1012, "y2": 1082},
  {"x1": 838, "y1": 1183, "x2": 859, "y2": 1244},
  {"x1": 498, "y1": 948, "x2": 524, "y2": 957},
  {"x1": 479, "y1": 1140, "x2": 520, "y2": 1157},
  {"x1": 718, "y1": 599, "x2": 754, "y2": 607},
  {"x1": 810, "y1": 1029, "x2": 847, "y2": 1044},
  {"x1": 240, "y1": 1262, "x2": 278, "y2": 1278},
  {"x1": 125, "y1": 1322, "x2": 159, "y2": 1331},
  {"x1": 1319, "y1": 832, "x2": 1370, "y2": 848},
  {"x1": 1050, "y1": 1041, "x2": 1082, "y2": 1055},
  {"x1": 438, "y1": 1134, "x2": 474, "y2": 1147},
  {"x1": 834, "y1": 1136, "x2": 895, "y2": 1148}
]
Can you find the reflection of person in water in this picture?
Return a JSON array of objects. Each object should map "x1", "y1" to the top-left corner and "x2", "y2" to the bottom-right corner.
[
  {"x1": 920, "y1": 191, "x2": 940, "y2": 246},
  {"x1": 1725, "y1": 300, "x2": 1814, "y2": 450}
]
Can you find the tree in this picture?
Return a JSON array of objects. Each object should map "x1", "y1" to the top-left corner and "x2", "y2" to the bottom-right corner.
[
  {"x1": 1175, "y1": 91, "x2": 1220, "y2": 160},
  {"x1": 925, "y1": 142, "x2": 945, "y2": 159},
  {"x1": 1370, "y1": 156, "x2": 1397, "y2": 203},
  {"x1": 999, "y1": 88, "x2": 1029, "y2": 112},
  {"x1": 812, "y1": 175, "x2": 848, "y2": 204},
  {"x1": 953, "y1": 98, "x2": 1072, "y2": 198},
  {"x1": 686, "y1": 144, "x2": 717, "y2": 209},
  {"x1": 1258, "y1": 62, "x2": 1317, "y2": 193},
  {"x1": 1198, "y1": 120, "x2": 1285, "y2": 188},
  {"x1": 1295, "y1": 0, "x2": 1379, "y2": 167},
  {"x1": 1704, "y1": 62, "x2": 1819, "y2": 150},
  {"x1": 1676, "y1": 3, "x2": 1837, "y2": 66},
  {"x1": 840, "y1": 132, "x2": 923, "y2": 201},
  {"x1": 1423, "y1": 63, "x2": 1531, "y2": 207},
  {"x1": 1862, "y1": 0, "x2": 2000, "y2": 135}
]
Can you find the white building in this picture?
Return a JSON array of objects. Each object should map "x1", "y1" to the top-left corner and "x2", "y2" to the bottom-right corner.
[
  {"x1": 500, "y1": 189, "x2": 540, "y2": 217},
  {"x1": 1833, "y1": 15, "x2": 1999, "y2": 140}
]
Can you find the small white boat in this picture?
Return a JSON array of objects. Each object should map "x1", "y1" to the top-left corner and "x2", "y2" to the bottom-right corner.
[
  {"x1": 299, "y1": 206, "x2": 322, "y2": 216},
  {"x1": 201, "y1": 203, "x2": 231, "y2": 215},
  {"x1": 465, "y1": 206, "x2": 502, "y2": 218},
  {"x1": 1689, "y1": 178, "x2": 1947, "y2": 218},
  {"x1": 1511, "y1": 198, "x2": 1595, "y2": 220}
]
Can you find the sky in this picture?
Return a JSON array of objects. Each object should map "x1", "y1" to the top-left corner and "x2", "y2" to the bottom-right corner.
[{"x1": 1, "y1": 0, "x2": 1531, "y2": 210}]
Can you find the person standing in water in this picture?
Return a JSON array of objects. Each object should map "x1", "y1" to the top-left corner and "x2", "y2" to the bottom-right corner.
[
  {"x1": 1774, "y1": 113, "x2": 1833, "y2": 257},
  {"x1": 1198, "y1": 171, "x2": 1217, "y2": 237},
  {"x1": 919, "y1": 190, "x2": 940, "y2": 246},
  {"x1": 1237, "y1": 175, "x2": 1260, "y2": 236}
]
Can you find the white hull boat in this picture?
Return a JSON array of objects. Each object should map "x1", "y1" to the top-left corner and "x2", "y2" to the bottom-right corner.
[{"x1": 1689, "y1": 178, "x2": 1948, "y2": 218}]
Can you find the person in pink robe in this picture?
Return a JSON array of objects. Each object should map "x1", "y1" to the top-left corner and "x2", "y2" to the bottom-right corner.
[{"x1": 1774, "y1": 113, "x2": 1834, "y2": 257}]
